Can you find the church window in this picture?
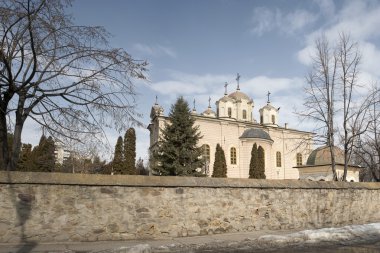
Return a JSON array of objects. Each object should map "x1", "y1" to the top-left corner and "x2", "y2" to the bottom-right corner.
[
  {"x1": 296, "y1": 153, "x2": 302, "y2": 166},
  {"x1": 272, "y1": 115, "x2": 276, "y2": 124},
  {"x1": 228, "y1": 107, "x2": 232, "y2": 117},
  {"x1": 260, "y1": 115, "x2": 263, "y2": 124},
  {"x1": 243, "y1": 110, "x2": 247, "y2": 119},
  {"x1": 202, "y1": 144, "x2": 210, "y2": 162},
  {"x1": 230, "y1": 147, "x2": 237, "y2": 165},
  {"x1": 276, "y1": 151, "x2": 281, "y2": 167}
]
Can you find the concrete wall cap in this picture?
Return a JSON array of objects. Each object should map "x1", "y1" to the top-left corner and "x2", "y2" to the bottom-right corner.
[{"x1": 1, "y1": 171, "x2": 379, "y2": 190}]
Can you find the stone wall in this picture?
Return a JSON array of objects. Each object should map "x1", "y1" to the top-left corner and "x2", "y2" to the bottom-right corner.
[{"x1": 1, "y1": 171, "x2": 380, "y2": 243}]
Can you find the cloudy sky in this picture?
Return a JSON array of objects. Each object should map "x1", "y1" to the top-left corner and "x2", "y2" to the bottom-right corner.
[{"x1": 22, "y1": 0, "x2": 380, "y2": 161}]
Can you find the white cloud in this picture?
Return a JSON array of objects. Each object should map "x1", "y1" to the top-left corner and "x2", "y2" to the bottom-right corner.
[
  {"x1": 297, "y1": 0, "x2": 380, "y2": 86},
  {"x1": 149, "y1": 71, "x2": 305, "y2": 126},
  {"x1": 150, "y1": 72, "x2": 233, "y2": 104},
  {"x1": 250, "y1": 7, "x2": 277, "y2": 36},
  {"x1": 250, "y1": 7, "x2": 318, "y2": 36},
  {"x1": 313, "y1": 0, "x2": 335, "y2": 18},
  {"x1": 297, "y1": 44, "x2": 314, "y2": 66},
  {"x1": 133, "y1": 43, "x2": 177, "y2": 58}
]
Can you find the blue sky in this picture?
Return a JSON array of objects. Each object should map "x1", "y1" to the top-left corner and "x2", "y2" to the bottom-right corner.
[{"x1": 22, "y1": 0, "x2": 380, "y2": 161}]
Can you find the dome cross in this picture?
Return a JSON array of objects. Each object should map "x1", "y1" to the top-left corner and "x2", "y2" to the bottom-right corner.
[
  {"x1": 236, "y1": 73, "x2": 241, "y2": 90},
  {"x1": 224, "y1": 82, "x2": 228, "y2": 95}
]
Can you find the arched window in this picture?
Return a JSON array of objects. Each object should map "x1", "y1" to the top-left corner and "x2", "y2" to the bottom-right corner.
[
  {"x1": 202, "y1": 144, "x2": 210, "y2": 162},
  {"x1": 296, "y1": 153, "x2": 302, "y2": 166},
  {"x1": 242, "y1": 110, "x2": 247, "y2": 119},
  {"x1": 228, "y1": 107, "x2": 232, "y2": 117},
  {"x1": 230, "y1": 147, "x2": 237, "y2": 165},
  {"x1": 276, "y1": 151, "x2": 281, "y2": 167},
  {"x1": 260, "y1": 115, "x2": 263, "y2": 124},
  {"x1": 271, "y1": 115, "x2": 276, "y2": 124}
]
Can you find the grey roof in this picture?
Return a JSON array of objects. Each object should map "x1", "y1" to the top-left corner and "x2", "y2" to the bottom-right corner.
[
  {"x1": 202, "y1": 107, "x2": 216, "y2": 116},
  {"x1": 228, "y1": 91, "x2": 251, "y2": 101},
  {"x1": 218, "y1": 95, "x2": 234, "y2": 102},
  {"x1": 260, "y1": 103, "x2": 277, "y2": 111},
  {"x1": 306, "y1": 146, "x2": 345, "y2": 165},
  {"x1": 240, "y1": 128, "x2": 273, "y2": 141}
]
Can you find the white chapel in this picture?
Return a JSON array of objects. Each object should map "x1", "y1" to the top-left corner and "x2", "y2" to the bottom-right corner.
[{"x1": 148, "y1": 76, "x2": 359, "y2": 181}]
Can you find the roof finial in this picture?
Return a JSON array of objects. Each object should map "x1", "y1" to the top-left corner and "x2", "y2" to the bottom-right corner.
[
  {"x1": 267, "y1": 91, "x2": 271, "y2": 104},
  {"x1": 193, "y1": 98, "x2": 196, "y2": 110},
  {"x1": 236, "y1": 73, "x2": 241, "y2": 90},
  {"x1": 224, "y1": 82, "x2": 228, "y2": 95},
  {"x1": 155, "y1": 95, "x2": 158, "y2": 105},
  {"x1": 208, "y1": 96, "x2": 211, "y2": 108}
]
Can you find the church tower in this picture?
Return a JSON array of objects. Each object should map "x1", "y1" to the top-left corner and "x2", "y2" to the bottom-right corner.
[
  {"x1": 215, "y1": 74, "x2": 255, "y2": 122},
  {"x1": 259, "y1": 92, "x2": 279, "y2": 127}
]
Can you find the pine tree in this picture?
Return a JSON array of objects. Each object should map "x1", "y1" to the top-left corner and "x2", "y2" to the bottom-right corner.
[
  {"x1": 257, "y1": 146, "x2": 266, "y2": 179},
  {"x1": 32, "y1": 135, "x2": 55, "y2": 172},
  {"x1": 249, "y1": 143, "x2": 258, "y2": 178},
  {"x1": 212, "y1": 144, "x2": 227, "y2": 177},
  {"x1": 113, "y1": 136, "x2": 124, "y2": 174},
  {"x1": 124, "y1": 127, "x2": 136, "y2": 174},
  {"x1": 17, "y1": 144, "x2": 32, "y2": 171},
  {"x1": 152, "y1": 97, "x2": 203, "y2": 176}
]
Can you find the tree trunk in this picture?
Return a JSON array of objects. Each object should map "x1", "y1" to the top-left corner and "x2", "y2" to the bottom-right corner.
[
  {"x1": 8, "y1": 119, "x2": 24, "y2": 171},
  {"x1": 0, "y1": 109, "x2": 9, "y2": 170},
  {"x1": 343, "y1": 143, "x2": 349, "y2": 181}
]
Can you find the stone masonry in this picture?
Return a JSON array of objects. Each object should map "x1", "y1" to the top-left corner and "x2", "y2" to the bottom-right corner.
[{"x1": 0, "y1": 171, "x2": 379, "y2": 243}]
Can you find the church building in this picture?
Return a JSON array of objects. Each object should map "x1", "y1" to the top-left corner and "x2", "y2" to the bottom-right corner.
[{"x1": 148, "y1": 75, "x2": 317, "y2": 180}]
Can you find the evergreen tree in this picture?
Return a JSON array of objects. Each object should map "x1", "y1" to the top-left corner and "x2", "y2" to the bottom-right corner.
[
  {"x1": 257, "y1": 146, "x2": 266, "y2": 179},
  {"x1": 249, "y1": 143, "x2": 259, "y2": 178},
  {"x1": 124, "y1": 127, "x2": 136, "y2": 174},
  {"x1": 32, "y1": 135, "x2": 55, "y2": 172},
  {"x1": 17, "y1": 144, "x2": 32, "y2": 171},
  {"x1": 113, "y1": 136, "x2": 124, "y2": 174},
  {"x1": 152, "y1": 97, "x2": 203, "y2": 176},
  {"x1": 212, "y1": 144, "x2": 227, "y2": 177}
]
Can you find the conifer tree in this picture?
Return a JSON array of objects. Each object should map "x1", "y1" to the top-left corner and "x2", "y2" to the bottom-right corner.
[
  {"x1": 113, "y1": 136, "x2": 124, "y2": 174},
  {"x1": 17, "y1": 144, "x2": 32, "y2": 171},
  {"x1": 124, "y1": 128, "x2": 136, "y2": 174},
  {"x1": 249, "y1": 143, "x2": 258, "y2": 178},
  {"x1": 152, "y1": 97, "x2": 203, "y2": 176},
  {"x1": 212, "y1": 144, "x2": 227, "y2": 177},
  {"x1": 257, "y1": 146, "x2": 266, "y2": 179},
  {"x1": 32, "y1": 135, "x2": 55, "y2": 172}
]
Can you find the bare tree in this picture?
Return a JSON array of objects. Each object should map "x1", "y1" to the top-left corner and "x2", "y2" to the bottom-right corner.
[
  {"x1": 299, "y1": 34, "x2": 338, "y2": 180},
  {"x1": 0, "y1": 0, "x2": 147, "y2": 170},
  {"x1": 299, "y1": 33, "x2": 372, "y2": 181},
  {"x1": 335, "y1": 33, "x2": 364, "y2": 181},
  {"x1": 354, "y1": 86, "x2": 380, "y2": 181}
]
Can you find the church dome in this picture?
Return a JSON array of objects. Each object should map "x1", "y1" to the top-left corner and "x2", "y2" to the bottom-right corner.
[
  {"x1": 240, "y1": 128, "x2": 273, "y2": 141},
  {"x1": 228, "y1": 91, "x2": 251, "y2": 101},
  {"x1": 306, "y1": 146, "x2": 344, "y2": 165},
  {"x1": 261, "y1": 103, "x2": 277, "y2": 111},
  {"x1": 218, "y1": 95, "x2": 234, "y2": 103},
  {"x1": 202, "y1": 107, "x2": 216, "y2": 117}
]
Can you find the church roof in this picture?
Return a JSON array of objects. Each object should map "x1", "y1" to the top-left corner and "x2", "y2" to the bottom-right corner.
[
  {"x1": 228, "y1": 90, "x2": 251, "y2": 101},
  {"x1": 306, "y1": 146, "x2": 345, "y2": 165},
  {"x1": 202, "y1": 107, "x2": 216, "y2": 116},
  {"x1": 218, "y1": 95, "x2": 234, "y2": 102},
  {"x1": 240, "y1": 128, "x2": 273, "y2": 141},
  {"x1": 260, "y1": 102, "x2": 277, "y2": 111}
]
